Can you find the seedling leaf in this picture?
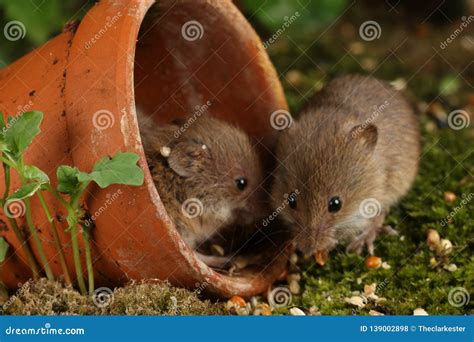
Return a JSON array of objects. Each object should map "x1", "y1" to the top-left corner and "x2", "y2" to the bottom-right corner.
[
  {"x1": 24, "y1": 165, "x2": 49, "y2": 186},
  {"x1": 84, "y1": 152, "x2": 144, "y2": 189},
  {"x1": 9, "y1": 182, "x2": 42, "y2": 200},
  {"x1": 3, "y1": 111, "x2": 43, "y2": 157},
  {"x1": 0, "y1": 237, "x2": 10, "y2": 262},
  {"x1": 56, "y1": 165, "x2": 81, "y2": 194}
]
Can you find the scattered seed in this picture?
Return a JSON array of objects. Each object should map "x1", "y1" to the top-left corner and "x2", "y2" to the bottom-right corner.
[
  {"x1": 381, "y1": 261, "x2": 391, "y2": 270},
  {"x1": 443, "y1": 191, "x2": 457, "y2": 203},
  {"x1": 349, "y1": 42, "x2": 365, "y2": 55},
  {"x1": 287, "y1": 273, "x2": 301, "y2": 282},
  {"x1": 369, "y1": 309, "x2": 384, "y2": 316},
  {"x1": 427, "y1": 229, "x2": 441, "y2": 251},
  {"x1": 364, "y1": 283, "x2": 377, "y2": 296},
  {"x1": 250, "y1": 296, "x2": 260, "y2": 308},
  {"x1": 210, "y1": 244, "x2": 225, "y2": 256},
  {"x1": 290, "y1": 253, "x2": 298, "y2": 265},
  {"x1": 438, "y1": 239, "x2": 453, "y2": 255},
  {"x1": 443, "y1": 263, "x2": 458, "y2": 272},
  {"x1": 228, "y1": 295, "x2": 246, "y2": 308},
  {"x1": 289, "y1": 307, "x2": 306, "y2": 316},
  {"x1": 314, "y1": 250, "x2": 328, "y2": 266},
  {"x1": 345, "y1": 296, "x2": 366, "y2": 308},
  {"x1": 289, "y1": 280, "x2": 301, "y2": 295},
  {"x1": 361, "y1": 57, "x2": 376, "y2": 71},
  {"x1": 254, "y1": 303, "x2": 272, "y2": 316},
  {"x1": 285, "y1": 70, "x2": 303, "y2": 87},
  {"x1": 160, "y1": 146, "x2": 171, "y2": 157},
  {"x1": 413, "y1": 308, "x2": 429, "y2": 316},
  {"x1": 390, "y1": 77, "x2": 407, "y2": 91},
  {"x1": 365, "y1": 256, "x2": 382, "y2": 269}
]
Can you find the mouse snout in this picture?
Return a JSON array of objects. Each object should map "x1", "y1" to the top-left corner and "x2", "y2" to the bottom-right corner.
[{"x1": 295, "y1": 222, "x2": 332, "y2": 256}]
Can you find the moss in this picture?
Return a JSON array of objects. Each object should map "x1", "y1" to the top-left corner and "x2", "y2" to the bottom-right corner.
[{"x1": 2, "y1": 279, "x2": 226, "y2": 315}]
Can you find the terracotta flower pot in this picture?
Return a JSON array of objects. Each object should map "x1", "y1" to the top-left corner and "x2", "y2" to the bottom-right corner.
[{"x1": 0, "y1": 0, "x2": 290, "y2": 297}]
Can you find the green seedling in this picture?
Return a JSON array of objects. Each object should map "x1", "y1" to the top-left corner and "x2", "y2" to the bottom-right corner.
[
  {"x1": 0, "y1": 237, "x2": 9, "y2": 263},
  {"x1": 0, "y1": 111, "x2": 144, "y2": 295},
  {"x1": 56, "y1": 152, "x2": 144, "y2": 294}
]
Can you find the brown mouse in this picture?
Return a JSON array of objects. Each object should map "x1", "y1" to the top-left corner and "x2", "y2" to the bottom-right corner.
[
  {"x1": 271, "y1": 75, "x2": 420, "y2": 256},
  {"x1": 138, "y1": 112, "x2": 264, "y2": 261}
]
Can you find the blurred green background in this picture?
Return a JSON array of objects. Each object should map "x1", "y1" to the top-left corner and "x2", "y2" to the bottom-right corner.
[{"x1": 0, "y1": 0, "x2": 469, "y2": 66}]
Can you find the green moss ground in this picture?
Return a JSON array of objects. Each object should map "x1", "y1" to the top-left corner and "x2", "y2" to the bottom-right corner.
[{"x1": 264, "y1": 7, "x2": 473, "y2": 315}]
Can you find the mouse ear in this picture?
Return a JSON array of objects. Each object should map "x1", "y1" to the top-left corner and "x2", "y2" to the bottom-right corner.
[
  {"x1": 347, "y1": 124, "x2": 378, "y2": 150},
  {"x1": 166, "y1": 140, "x2": 211, "y2": 177}
]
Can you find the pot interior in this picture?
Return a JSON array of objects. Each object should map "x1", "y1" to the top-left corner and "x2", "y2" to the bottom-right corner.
[{"x1": 133, "y1": 1, "x2": 291, "y2": 280}]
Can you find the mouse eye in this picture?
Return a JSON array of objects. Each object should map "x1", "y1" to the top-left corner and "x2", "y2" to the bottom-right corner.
[
  {"x1": 328, "y1": 196, "x2": 342, "y2": 213},
  {"x1": 287, "y1": 192, "x2": 297, "y2": 209},
  {"x1": 235, "y1": 177, "x2": 247, "y2": 191}
]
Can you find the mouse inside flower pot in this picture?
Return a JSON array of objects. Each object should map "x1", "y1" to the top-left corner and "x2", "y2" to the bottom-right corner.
[{"x1": 138, "y1": 109, "x2": 270, "y2": 268}]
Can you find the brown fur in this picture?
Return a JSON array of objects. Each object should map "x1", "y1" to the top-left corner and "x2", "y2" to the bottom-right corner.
[
  {"x1": 139, "y1": 113, "x2": 264, "y2": 249},
  {"x1": 271, "y1": 75, "x2": 420, "y2": 255}
]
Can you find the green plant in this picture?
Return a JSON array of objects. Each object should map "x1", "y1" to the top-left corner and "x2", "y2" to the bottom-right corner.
[{"x1": 0, "y1": 111, "x2": 144, "y2": 295}]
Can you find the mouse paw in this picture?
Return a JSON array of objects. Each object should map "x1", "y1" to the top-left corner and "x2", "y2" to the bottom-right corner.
[{"x1": 346, "y1": 225, "x2": 396, "y2": 255}]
